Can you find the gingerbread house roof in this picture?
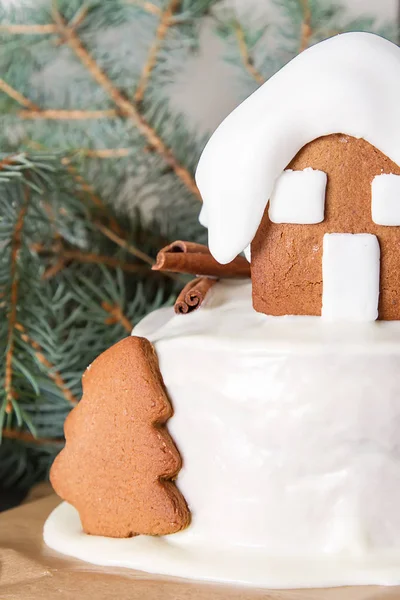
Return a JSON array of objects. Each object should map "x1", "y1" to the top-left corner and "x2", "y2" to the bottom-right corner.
[{"x1": 195, "y1": 32, "x2": 400, "y2": 264}]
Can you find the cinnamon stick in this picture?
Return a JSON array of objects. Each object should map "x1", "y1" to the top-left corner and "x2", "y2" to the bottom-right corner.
[
  {"x1": 153, "y1": 241, "x2": 250, "y2": 278},
  {"x1": 174, "y1": 277, "x2": 217, "y2": 314}
]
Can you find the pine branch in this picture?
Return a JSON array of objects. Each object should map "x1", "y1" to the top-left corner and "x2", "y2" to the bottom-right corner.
[
  {"x1": 68, "y1": 3, "x2": 90, "y2": 30},
  {"x1": 58, "y1": 158, "x2": 182, "y2": 281},
  {"x1": 15, "y1": 323, "x2": 79, "y2": 407},
  {"x1": 124, "y1": 0, "x2": 163, "y2": 17},
  {"x1": 0, "y1": 152, "x2": 59, "y2": 185},
  {"x1": 95, "y1": 221, "x2": 155, "y2": 266},
  {"x1": 0, "y1": 79, "x2": 39, "y2": 110},
  {"x1": 0, "y1": 5, "x2": 204, "y2": 205},
  {"x1": 34, "y1": 242, "x2": 149, "y2": 274},
  {"x1": 80, "y1": 148, "x2": 131, "y2": 158},
  {"x1": 0, "y1": 153, "x2": 176, "y2": 431},
  {"x1": 0, "y1": 154, "x2": 19, "y2": 171},
  {"x1": 5, "y1": 186, "x2": 31, "y2": 414},
  {"x1": 51, "y1": 4, "x2": 201, "y2": 200},
  {"x1": 20, "y1": 109, "x2": 118, "y2": 120},
  {"x1": 92, "y1": 222, "x2": 183, "y2": 283},
  {"x1": 42, "y1": 259, "x2": 66, "y2": 279},
  {"x1": 214, "y1": 12, "x2": 268, "y2": 87},
  {"x1": 102, "y1": 302, "x2": 133, "y2": 333},
  {"x1": 2, "y1": 429, "x2": 64, "y2": 446},
  {"x1": 234, "y1": 21, "x2": 265, "y2": 84},
  {"x1": 299, "y1": 0, "x2": 312, "y2": 52},
  {"x1": 60, "y1": 158, "x2": 124, "y2": 235},
  {"x1": 134, "y1": 0, "x2": 181, "y2": 103},
  {"x1": 0, "y1": 24, "x2": 58, "y2": 34},
  {"x1": 0, "y1": 2, "x2": 213, "y2": 491}
]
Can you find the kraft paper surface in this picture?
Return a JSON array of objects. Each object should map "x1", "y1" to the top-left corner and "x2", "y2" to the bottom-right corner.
[{"x1": 1, "y1": 492, "x2": 400, "y2": 600}]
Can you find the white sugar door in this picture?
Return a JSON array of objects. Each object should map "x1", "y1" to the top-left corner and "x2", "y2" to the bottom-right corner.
[{"x1": 322, "y1": 233, "x2": 380, "y2": 322}]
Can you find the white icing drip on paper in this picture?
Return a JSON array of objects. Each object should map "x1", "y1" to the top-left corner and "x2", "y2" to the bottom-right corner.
[
  {"x1": 45, "y1": 281, "x2": 400, "y2": 587},
  {"x1": 45, "y1": 501, "x2": 400, "y2": 588},
  {"x1": 196, "y1": 33, "x2": 400, "y2": 263},
  {"x1": 268, "y1": 168, "x2": 326, "y2": 224},
  {"x1": 322, "y1": 233, "x2": 380, "y2": 322},
  {"x1": 372, "y1": 173, "x2": 400, "y2": 225}
]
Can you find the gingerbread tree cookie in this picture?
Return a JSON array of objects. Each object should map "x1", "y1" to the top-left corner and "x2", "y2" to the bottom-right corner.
[{"x1": 50, "y1": 336, "x2": 190, "y2": 538}]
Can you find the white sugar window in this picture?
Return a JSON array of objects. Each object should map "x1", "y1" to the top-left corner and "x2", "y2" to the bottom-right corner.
[
  {"x1": 371, "y1": 174, "x2": 400, "y2": 225},
  {"x1": 268, "y1": 168, "x2": 327, "y2": 224}
]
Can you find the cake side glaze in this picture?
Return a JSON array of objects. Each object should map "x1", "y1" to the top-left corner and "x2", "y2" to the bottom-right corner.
[{"x1": 44, "y1": 280, "x2": 400, "y2": 587}]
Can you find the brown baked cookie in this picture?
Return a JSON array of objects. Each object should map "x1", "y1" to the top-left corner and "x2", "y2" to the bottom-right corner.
[
  {"x1": 50, "y1": 336, "x2": 190, "y2": 538},
  {"x1": 251, "y1": 134, "x2": 400, "y2": 319}
]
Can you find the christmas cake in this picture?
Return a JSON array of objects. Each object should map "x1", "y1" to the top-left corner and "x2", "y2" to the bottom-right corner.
[{"x1": 45, "y1": 32, "x2": 400, "y2": 588}]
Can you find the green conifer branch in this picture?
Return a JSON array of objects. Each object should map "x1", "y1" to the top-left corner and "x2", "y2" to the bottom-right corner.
[
  {"x1": 51, "y1": 4, "x2": 201, "y2": 199},
  {"x1": 233, "y1": 20, "x2": 265, "y2": 84},
  {"x1": 215, "y1": 0, "x2": 394, "y2": 96},
  {"x1": 0, "y1": 152, "x2": 181, "y2": 488},
  {"x1": 0, "y1": 2, "x2": 202, "y2": 200},
  {"x1": 0, "y1": 79, "x2": 38, "y2": 110},
  {"x1": 4, "y1": 185, "x2": 31, "y2": 415},
  {"x1": 134, "y1": 0, "x2": 181, "y2": 103},
  {"x1": 19, "y1": 109, "x2": 119, "y2": 120}
]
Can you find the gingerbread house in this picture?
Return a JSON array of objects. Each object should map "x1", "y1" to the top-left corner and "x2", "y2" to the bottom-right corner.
[{"x1": 196, "y1": 32, "x2": 400, "y2": 321}]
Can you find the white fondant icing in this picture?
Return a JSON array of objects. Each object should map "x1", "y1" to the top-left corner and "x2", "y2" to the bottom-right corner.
[
  {"x1": 268, "y1": 168, "x2": 326, "y2": 224},
  {"x1": 322, "y1": 234, "x2": 380, "y2": 322},
  {"x1": 44, "y1": 502, "x2": 400, "y2": 588},
  {"x1": 196, "y1": 33, "x2": 400, "y2": 263},
  {"x1": 45, "y1": 280, "x2": 400, "y2": 587},
  {"x1": 371, "y1": 173, "x2": 400, "y2": 225}
]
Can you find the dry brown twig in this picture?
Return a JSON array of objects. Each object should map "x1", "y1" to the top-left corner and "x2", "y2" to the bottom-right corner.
[
  {"x1": 60, "y1": 158, "x2": 109, "y2": 210},
  {"x1": 95, "y1": 222, "x2": 184, "y2": 282},
  {"x1": 2, "y1": 428, "x2": 64, "y2": 446},
  {"x1": 0, "y1": 0, "x2": 162, "y2": 35},
  {"x1": 34, "y1": 242, "x2": 149, "y2": 276},
  {"x1": 3, "y1": 196, "x2": 79, "y2": 414},
  {"x1": 134, "y1": 0, "x2": 181, "y2": 103},
  {"x1": 102, "y1": 302, "x2": 133, "y2": 333},
  {"x1": 234, "y1": 21, "x2": 265, "y2": 85},
  {"x1": 16, "y1": 323, "x2": 79, "y2": 406},
  {"x1": 0, "y1": 5, "x2": 201, "y2": 199},
  {"x1": 25, "y1": 149, "x2": 160, "y2": 275},
  {"x1": 51, "y1": 4, "x2": 201, "y2": 199},
  {"x1": 5, "y1": 187, "x2": 31, "y2": 414},
  {"x1": 21, "y1": 140, "x2": 125, "y2": 238},
  {"x1": 124, "y1": 0, "x2": 162, "y2": 17},
  {"x1": 20, "y1": 108, "x2": 118, "y2": 120},
  {"x1": 0, "y1": 79, "x2": 39, "y2": 110},
  {"x1": 60, "y1": 158, "x2": 124, "y2": 236},
  {"x1": 0, "y1": 24, "x2": 57, "y2": 34},
  {"x1": 79, "y1": 148, "x2": 131, "y2": 158},
  {"x1": 0, "y1": 154, "x2": 20, "y2": 171},
  {"x1": 95, "y1": 221, "x2": 155, "y2": 265},
  {"x1": 299, "y1": 0, "x2": 312, "y2": 52}
]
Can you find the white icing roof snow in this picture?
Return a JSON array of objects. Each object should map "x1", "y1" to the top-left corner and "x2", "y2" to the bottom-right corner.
[{"x1": 195, "y1": 33, "x2": 400, "y2": 264}]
